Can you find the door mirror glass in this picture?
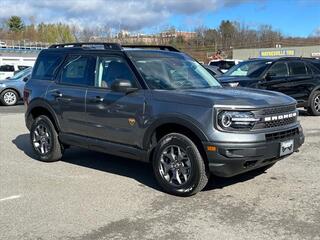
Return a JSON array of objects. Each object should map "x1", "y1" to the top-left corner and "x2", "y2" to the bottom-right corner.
[{"x1": 111, "y1": 79, "x2": 138, "y2": 93}]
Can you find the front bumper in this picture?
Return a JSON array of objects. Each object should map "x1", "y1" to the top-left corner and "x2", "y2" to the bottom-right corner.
[{"x1": 203, "y1": 129, "x2": 304, "y2": 177}]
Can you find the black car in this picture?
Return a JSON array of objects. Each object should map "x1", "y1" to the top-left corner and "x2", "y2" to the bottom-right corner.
[
  {"x1": 218, "y1": 58, "x2": 320, "y2": 116},
  {"x1": 24, "y1": 43, "x2": 304, "y2": 196},
  {"x1": 202, "y1": 65, "x2": 223, "y2": 77}
]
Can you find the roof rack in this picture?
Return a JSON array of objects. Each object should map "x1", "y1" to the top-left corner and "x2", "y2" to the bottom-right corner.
[
  {"x1": 122, "y1": 44, "x2": 180, "y2": 52},
  {"x1": 48, "y1": 43, "x2": 180, "y2": 52},
  {"x1": 49, "y1": 42, "x2": 122, "y2": 50}
]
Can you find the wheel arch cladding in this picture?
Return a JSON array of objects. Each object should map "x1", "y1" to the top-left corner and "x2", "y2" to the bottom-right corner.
[
  {"x1": 26, "y1": 101, "x2": 60, "y2": 132},
  {"x1": 144, "y1": 119, "x2": 209, "y2": 167}
]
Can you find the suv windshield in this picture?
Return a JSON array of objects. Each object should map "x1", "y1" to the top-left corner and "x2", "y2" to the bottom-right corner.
[
  {"x1": 128, "y1": 51, "x2": 221, "y2": 90},
  {"x1": 225, "y1": 60, "x2": 271, "y2": 77}
]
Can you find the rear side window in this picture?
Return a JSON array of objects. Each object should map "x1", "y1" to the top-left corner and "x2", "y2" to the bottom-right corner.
[
  {"x1": 0, "y1": 65, "x2": 14, "y2": 72},
  {"x1": 33, "y1": 53, "x2": 64, "y2": 80},
  {"x1": 288, "y1": 61, "x2": 307, "y2": 75},
  {"x1": 60, "y1": 55, "x2": 96, "y2": 86}
]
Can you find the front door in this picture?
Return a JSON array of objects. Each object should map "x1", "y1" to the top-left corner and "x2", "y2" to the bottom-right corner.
[
  {"x1": 85, "y1": 55, "x2": 145, "y2": 147},
  {"x1": 259, "y1": 61, "x2": 291, "y2": 96}
]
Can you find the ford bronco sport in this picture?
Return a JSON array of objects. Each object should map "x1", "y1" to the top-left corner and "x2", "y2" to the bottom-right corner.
[{"x1": 24, "y1": 43, "x2": 304, "y2": 196}]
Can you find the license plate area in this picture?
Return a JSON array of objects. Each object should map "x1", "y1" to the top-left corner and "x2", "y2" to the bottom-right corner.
[{"x1": 280, "y1": 139, "x2": 294, "y2": 156}]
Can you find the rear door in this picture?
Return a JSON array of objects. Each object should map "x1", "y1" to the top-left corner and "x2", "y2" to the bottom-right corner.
[
  {"x1": 286, "y1": 61, "x2": 313, "y2": 103},
  {"x1": 85, "y1": 54, "x2": 145, "y2": 147},
  {"x1": 47, "y1": 54, "x2": 96, "y2": 136}
]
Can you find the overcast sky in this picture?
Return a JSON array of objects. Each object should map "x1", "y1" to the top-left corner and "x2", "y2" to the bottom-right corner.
[{"x1": 0, "y1": 0, "x2": 319, "y2": 37}]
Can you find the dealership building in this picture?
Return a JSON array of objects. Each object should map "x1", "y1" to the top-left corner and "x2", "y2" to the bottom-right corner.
[{"x1": 233, "y1": 45, "x2": 320, "y2": 60}]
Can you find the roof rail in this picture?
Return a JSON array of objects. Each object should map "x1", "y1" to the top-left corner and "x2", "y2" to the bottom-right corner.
[
  {"x1": 49, "y1": 42, "x2": 122, "y2": 50},
  {"x1": 122, "y1": 44, "x2": 180, "y2": 52}
]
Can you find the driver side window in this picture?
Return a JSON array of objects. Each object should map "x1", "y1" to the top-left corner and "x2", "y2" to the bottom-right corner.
[
  {"x1": 267, "y1": 62, "x2": 288, "y2": 77},
  {"x1": 95, "y1": 56, "x2": 137, "y2": 89}
]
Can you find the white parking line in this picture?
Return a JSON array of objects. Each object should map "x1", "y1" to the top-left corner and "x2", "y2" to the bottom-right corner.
[{"x1": 0, "y1": 195, "x2": 21, "y2": 202}]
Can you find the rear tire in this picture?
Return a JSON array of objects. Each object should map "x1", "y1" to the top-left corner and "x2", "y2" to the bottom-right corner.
[
  {"x1": 0, "y1": 89, "x2": 18, "y2": 106},
  {"x1": 30, "y1": 115, "x2": 63, "y2": 162},
  {"x1": 152, "y1": 133, "x2": 209, "y2": 197},
  {"x1": 308, "y1": 91, "x2": 320, "y2": 116}
]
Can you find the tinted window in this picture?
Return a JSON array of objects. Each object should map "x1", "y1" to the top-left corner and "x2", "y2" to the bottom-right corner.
[
  {"x1": 0, "y1": 65, "x2": 14, "y2": 72},
  {"x1": 33, "y1": 53, "x2": 64, "y2": 80},
  {"x1": 95, "y1": 56, "x2": 136, "y2": 89},
  {"x1": 268, "y1": 62, "x2": 288, "y2": 77},
  {"x1": 309, "y1": 62, "x2": 320, "y2": 74},
  {"x1": 225, "y1": 60, "x2": 270, "y2": 77},
  {"x1": 288, "y1": 62, "x2": 307, "y2": 75},
  {"x1": 60, "y1": 55, "x2": 96, "y2": 86}
]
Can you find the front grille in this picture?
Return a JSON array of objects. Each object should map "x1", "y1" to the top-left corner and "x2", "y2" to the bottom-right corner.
[
  {"x1": 265, "y1": 128, "x2": 299, "y2": 141},
  {"x1": 262, "y1": 104, "x2": 296, "y2": 115},
  {"x1": 253, "y1": 104, "x2": 298, "y2": 130},
  {"x1": 264, "y1": 117, "x2": 297, "y2": 128}
]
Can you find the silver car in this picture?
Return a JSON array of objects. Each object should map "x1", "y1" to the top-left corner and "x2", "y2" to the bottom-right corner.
[{"x1": 0, "y1": 67, "x2": 32, "y2": 106}]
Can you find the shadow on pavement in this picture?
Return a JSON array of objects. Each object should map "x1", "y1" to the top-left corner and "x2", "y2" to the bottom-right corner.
[{"x1": 13, "y1": 133, "x2": 268, "y2": 194}]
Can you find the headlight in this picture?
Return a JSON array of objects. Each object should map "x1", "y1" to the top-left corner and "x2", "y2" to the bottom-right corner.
[
  {"x1": 218, "y1": 111, "x2": 259, "y2": 130},
  {"x1": 0, "y1": 83, "x2": 5, "y2": 87},
  {"x1": 229, "y1": 82, "x2": 239, "y2": 87}
]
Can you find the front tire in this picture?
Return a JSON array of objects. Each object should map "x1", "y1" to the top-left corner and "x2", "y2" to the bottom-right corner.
[
  {"x1": 0, "y1": 89, "x2": 18, "y2": 106},
  {"x1": 308, "y1": 91, "x2": 320, "y2": 116},
  {"x1": 152, "y1": 133, "x2": 209, "y2": 196},
  {"x1": 30, "y1": 115, "x2": 63, "y2": 162}
]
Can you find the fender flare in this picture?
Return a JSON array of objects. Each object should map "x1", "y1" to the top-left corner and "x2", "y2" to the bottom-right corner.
[
  {"x1": 142, "y1": 114, "x2": 209, "y2": 150},
  {"x1": 26, "y1": 98, "x2": 61, "y2": 131}
]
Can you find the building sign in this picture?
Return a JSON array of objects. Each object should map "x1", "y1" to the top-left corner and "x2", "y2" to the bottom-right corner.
[
  {"x1": 260, "y1": 49, "x2": 295, "y2": 57},
  {"x1": 311, "y1": 52, "x2": 320, "y2": 57}
]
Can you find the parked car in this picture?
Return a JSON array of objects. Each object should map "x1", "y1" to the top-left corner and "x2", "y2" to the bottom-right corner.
[
  {"x1": 208, "y1": 59, "x2": 242, "y2": 73},
  {"x1": 0, "y1": 67, "x2": 32, "y2": 106},
  {"x1": 0, "y1": 41, "x2": 7, "y2": 48},
  {"x1": 24, "y1": 43, "x2": 304, "y2": 196},
  {"x1": 202, "y1": 65, "x2": 223, "y2": 77},
  {"x1": 0, "y1": 64, "x2": 31, "y2": 80},
  {"x1": 217, "y1": 58, "x2": 320, "y2": 116}
]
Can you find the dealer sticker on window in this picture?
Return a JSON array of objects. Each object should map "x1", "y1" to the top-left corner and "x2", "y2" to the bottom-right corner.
[{"x1": 280, "y1": 139, "x2": 294, "y2": 156}]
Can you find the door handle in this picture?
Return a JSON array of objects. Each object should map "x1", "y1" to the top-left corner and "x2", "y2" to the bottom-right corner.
[
  {"x1": 95, "y1": 96, "x2": 104, "y2": 102},
  {"x1": 51, "y1": 91, "x2": 63, "y2": 98}
]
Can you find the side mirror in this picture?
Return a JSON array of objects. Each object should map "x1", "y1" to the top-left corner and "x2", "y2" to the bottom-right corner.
[
  {"x1": 110, "y1": 79, "x2": 138, "y2": 93},
  {"x1": 23, "y1": 76, "x2": 29, "y2": 82}
]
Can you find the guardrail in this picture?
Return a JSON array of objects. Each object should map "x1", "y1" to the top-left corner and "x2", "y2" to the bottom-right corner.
[{"x1": 0, "y1": 40, "x2": 49, "y2": 52}]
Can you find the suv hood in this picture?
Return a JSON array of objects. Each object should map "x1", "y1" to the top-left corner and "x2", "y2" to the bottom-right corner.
[{"x1": 152, "y1": 87, "x2": 295, "y2": 109}]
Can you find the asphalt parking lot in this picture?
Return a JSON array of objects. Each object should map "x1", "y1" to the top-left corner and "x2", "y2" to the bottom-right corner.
[{"x1": 0, "y1": 105, "x2": 319, "y2": 240}]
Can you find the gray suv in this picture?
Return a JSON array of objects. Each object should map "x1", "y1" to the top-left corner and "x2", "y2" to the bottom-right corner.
[{"x1": 24, "y1": 43, "x2": 304, "y2": 196}]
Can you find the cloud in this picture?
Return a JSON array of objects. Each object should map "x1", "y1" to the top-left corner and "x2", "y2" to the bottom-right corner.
[{"x1": 0, "y1": 0, "x2": 249, "y2": 31}]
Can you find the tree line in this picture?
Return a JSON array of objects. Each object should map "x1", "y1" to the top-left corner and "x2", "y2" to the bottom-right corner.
[{"x1": 0, "y1": 16, "x2": 319, "y2": 59}]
